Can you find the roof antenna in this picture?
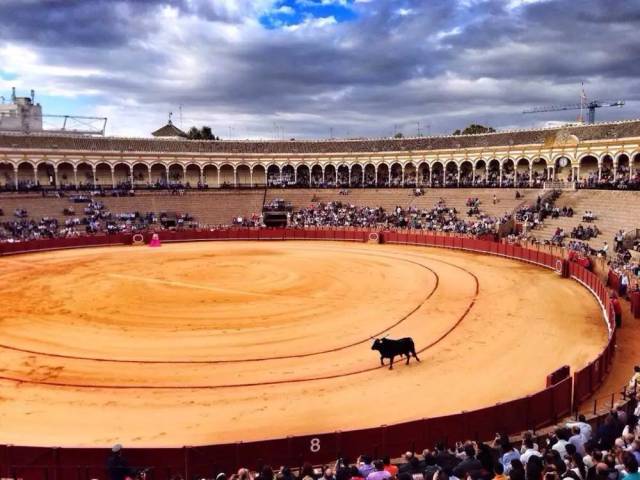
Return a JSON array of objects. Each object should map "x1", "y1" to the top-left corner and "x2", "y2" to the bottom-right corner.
[{"x1": 168, "y1": 111, "x2": 173, "y2": 125}]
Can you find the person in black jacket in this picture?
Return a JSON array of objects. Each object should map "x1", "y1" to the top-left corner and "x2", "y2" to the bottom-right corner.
[
  {"x1": 453, "y1": 444, "x2": 482, "y2": 479},
  {"x1": 106, "y1": 444, "x2": 133, "y2": 480},
  {"x1": 434, "y1": 443, "x2": 459, "y2": 474}
]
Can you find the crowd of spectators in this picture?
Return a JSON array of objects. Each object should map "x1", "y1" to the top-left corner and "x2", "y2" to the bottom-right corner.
[
  {"x1": 282, "y1": 200, "x2": 508, "y2": 236},
  {"x1": 0, "y1": 197, "x2": 197, "y2": 242},
  {"x1": 106, "y1": 392, "x2": 640, "y2": 480},
  {"x1": 230, "y1": 198, "x2": 510, "y2": 237},
  {"x1": 577, "y1": 167, "x2": 640, "y2": 191}
]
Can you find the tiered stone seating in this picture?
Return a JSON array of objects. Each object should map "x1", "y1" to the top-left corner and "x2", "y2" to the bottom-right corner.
[
  {"x1": 0, "y1": 195, "x2": 71, "y2": 222},
  {"x1": 0, "y1": 191, "x2": 265, "y2": 227},
  {"x1": 99, "y1": 191, "x2": 264, "y2": 226},
  {"x1": 267, "y1": 188, "x2": 541, "y2": 218},
  {"x1": 2, "y1": 189, "x2": 635, "y2": 241},
  {"x1": 533, "y1": 190, "x2": 640, "y2": 247}
]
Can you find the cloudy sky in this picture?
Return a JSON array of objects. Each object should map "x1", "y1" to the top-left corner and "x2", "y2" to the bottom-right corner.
[{"x1": 0, "y1": 0, "x2": 638, "y2": 139}]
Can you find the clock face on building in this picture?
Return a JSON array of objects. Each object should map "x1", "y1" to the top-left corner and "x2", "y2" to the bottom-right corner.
[{"x1": 558, "y1": 157, "x2": 569, "y2": 168}]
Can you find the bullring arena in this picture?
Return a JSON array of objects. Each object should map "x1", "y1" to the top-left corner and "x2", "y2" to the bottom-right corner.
[
  {"x1": 0, "y1": 239, "x2": 608, "y2": 447},
  {"x1": 0, "y1": 120, "x2": 639, "y2": 478}
]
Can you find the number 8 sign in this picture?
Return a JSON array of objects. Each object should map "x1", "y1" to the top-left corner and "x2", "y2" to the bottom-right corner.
[{"x1": 310, "y1": 438, "x2": 321, "y2": 452}]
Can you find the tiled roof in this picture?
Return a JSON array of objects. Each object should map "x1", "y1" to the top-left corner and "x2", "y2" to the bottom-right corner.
[{"x1": 1, "y1": 120, "x2": 639, "y2": 155}]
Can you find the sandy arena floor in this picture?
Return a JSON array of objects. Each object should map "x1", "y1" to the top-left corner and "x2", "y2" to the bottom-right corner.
[{"x1": 0, "y1": 241, "x2": 607, "y2": 447}]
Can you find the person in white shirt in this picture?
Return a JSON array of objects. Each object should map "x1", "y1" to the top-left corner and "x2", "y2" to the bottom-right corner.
[
  {"x1": 520, "y1": 438, "x2": 542, "y2": 464},
  {"x1": 551, "y1": 428, "x2": 570, "y2": 457},
  {"x1": 599, "y1": 242, "x2": 609, "y2": 258}
]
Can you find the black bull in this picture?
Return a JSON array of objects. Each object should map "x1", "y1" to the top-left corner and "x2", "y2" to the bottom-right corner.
[{"x1": 371, "y1": 337, "x2": 420, "y2": 369}]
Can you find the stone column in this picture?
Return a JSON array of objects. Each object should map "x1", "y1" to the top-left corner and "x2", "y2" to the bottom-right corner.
[{"x1": 529, "y1": 165, "x2": 533, "y2": 187}]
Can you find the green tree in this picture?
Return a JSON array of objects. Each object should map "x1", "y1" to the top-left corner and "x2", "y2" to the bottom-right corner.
[
  {"x1": 187, "y1": 126, "x2": 202, "y2": 140},
  {"x1": 187, "y1": 126, "x2": 220, "y2": 140},
  {"x1": 394, "y1": 132, "x2": 404, "y2": 139},
  {"x1": 201, "y1": 126, "x2": 215, "y2": 140},
  {"x1": 453, "y1": 124, "x2": 496, "y2": 135}
]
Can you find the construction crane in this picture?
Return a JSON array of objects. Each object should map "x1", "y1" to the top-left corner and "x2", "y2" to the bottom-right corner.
[{"x1": 523, "y1": 99, "x2": 625, "y2": 124}]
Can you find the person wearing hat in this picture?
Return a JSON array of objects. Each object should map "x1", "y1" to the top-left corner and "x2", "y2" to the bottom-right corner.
[{"x1": 106, "y1": 444, "x2": 133, "y2": 480}]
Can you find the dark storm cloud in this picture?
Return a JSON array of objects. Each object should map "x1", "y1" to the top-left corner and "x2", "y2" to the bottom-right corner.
[
  {"x1": 1, "y1": 0, "x2": 639, "y2": 137},
  {"x1": 0, "y1": 0, "x2": 168, "y2": 46}
]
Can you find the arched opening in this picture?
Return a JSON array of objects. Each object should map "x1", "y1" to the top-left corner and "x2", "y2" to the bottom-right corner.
[
  {"x1": 150, "y1": 163, "x2": 167, "y2": 186},
  {"x1": 252, "y1": 165, "x2": 266, "y2": 187},
  {"x1": 203, "y1": 165, "x2": 218, "y2": 187},
  {"x1": 404, "y1": 163, "x2": 416, "y2": 187},
  {"x1": 579, "y1": 155, "x2": 599, "y2": 186},
  {"x1": 114, "y1": 163, "x2": 132, "y2": 187},
  {"x1": 350, "y1": 164, "x2": 363, "y2": 187},
  {"x1": 390, "y1": 163, "x2": 402, "y2": 187},
  {"x1": 487, "y1": 159, "x2": 500, "y2": 187},
  {"x1": 95, "y1": 163, "x2": 113, "y2": 187},
  {"x1": 531, "y1": 158, "x2": 548, "y2": 186},
  {"x1": 236, "y1": 165, "x2": 251, "y2": 187},
  {"x1": 502, "y1": 159, "x2": 515, "y2": 187},
  {"x1": 0, "y1": 162, "x2": 14, "y2": 189},
  {"x1": 77, "y1": 162, "x2": 94, "y2": 187},
  {"x1": 617, "y1": 154, "x2": 630, "y2": 181},
  {"x1": 474, "y1": 160, "x2": 487, "y2": 186},
  {"x1": 431, "y1": 162, "x2": 444, "y2": 187},
  {"x1": 337, "y1": 165, "x2": 349, "y2": 187},
  {"x1": 132, "y1": 163, "x2": 149, "y2": 186},
  {"x1": 554, "y1": 156, "x2": 571, "y2": 181},
  {"x1": 516, "y1": 158, "x2": 530, "y2": 187},
  {"x1": 460, "y1": 161, "x2": 473, "y2": 187},
  {"x1": 219, "y1": 164, "x2": 235, "y2": 187},
  {"x1": 310, "y1": 165, "x2": 323, "y2": 186},
  {"x1": 324, "y1": 164, "x2": 336, "y2": 186},
  {"x1": 17, "y1": 162, "x2": 36, "y2": 189},
  {"x1": 601, "y1": 155, "x2": 614, "y2": 183},
  {"x1": 185, "y1": 164, "x2": 201, "y2": 187},
  {"x1": 445, "y1": 162, "x2": 459, "y2": 187},
  {"x1": 376, "y1": 163, "x2": 389, "y2": 187},
  {"x1": 364, "y1": 164, "x2": 376, "y2": 187},
  {"x1": 37, "y1": 162, "x2": 56, "y2": 187},
  {"x1": 281, "y1": 165, "x2": 294, "y2": 186},
  {"x1": 267, "y1": 165, "x2": 281, "y2": 187},
  {"x1": 168, "y1": 164, "x2": 184, "y2": 185},
  {"x1": 418, "y1": 163, "x2": 430, "y2": 187},
  {"x1": 57, "y1": 162, "x2": 74, "y2": 187},
  {"x1": 296, "y1": 164, "x2": 310, "y2": 187}
]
